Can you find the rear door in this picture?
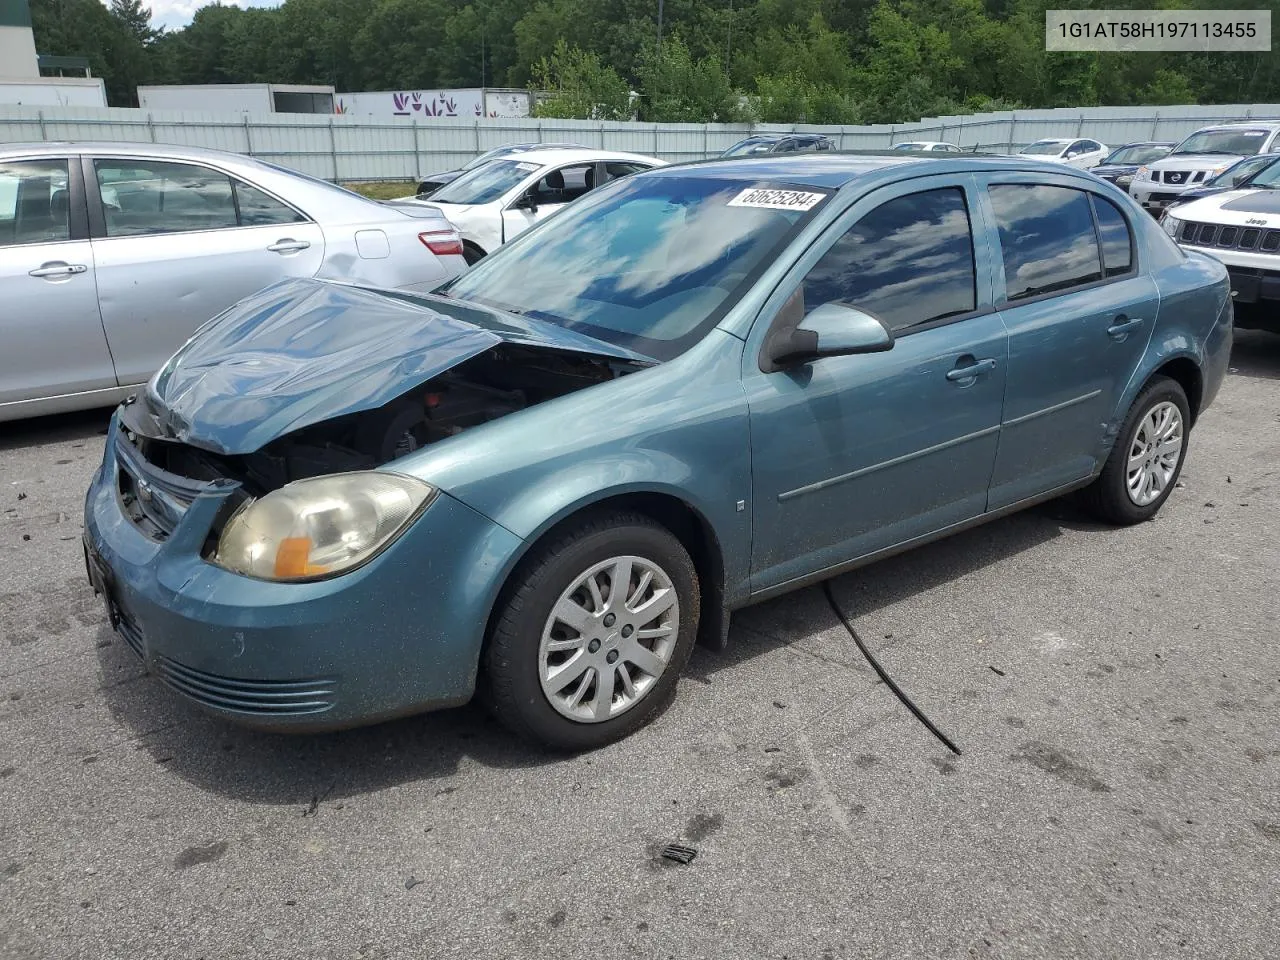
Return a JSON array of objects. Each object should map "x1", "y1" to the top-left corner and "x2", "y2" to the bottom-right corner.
[
  {"x1": 0, "y1": 155, "x2": 116, "y2": 409},
  {"x1": 979, "y1": 175, "x2": 1157, "y2": 509},
  {"x1": 87, "y1": 155, "x2": 324, "y2": 386}
]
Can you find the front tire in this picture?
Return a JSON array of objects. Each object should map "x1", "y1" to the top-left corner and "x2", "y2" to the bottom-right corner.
[
  {"x1": 482, "y1": 511, "x2": 700, "y2": 751},
  {"x1": 1081, "y1": 376, "x2": 1190, "y2": 525}
]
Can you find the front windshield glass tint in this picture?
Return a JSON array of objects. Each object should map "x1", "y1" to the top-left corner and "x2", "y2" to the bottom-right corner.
[
  {"x1": 1248, "y1": 160, "x2": 1280, "y2": 188},
  {"x1": 1207, "y1": 155, "x2": 1275, "y2": 187},
  {"x1": 430, "y1": 159, "x2": 538, "y2": 205},
  {"x1": 1105, "y1": 145, "x2": 1169, "y2": 165},
  {"x1": 445, "y1": 176, "x2": 828, "y2": 360},
  {"x1": 723, "y1": 139, "x2": 774, "y2": 157},
  {"x1": 1173, "y1": 129, "x2": 1269, "y2": 155},
  {"x1": 1020, "y1": 141, "x2": 1066, "y2": 156}
]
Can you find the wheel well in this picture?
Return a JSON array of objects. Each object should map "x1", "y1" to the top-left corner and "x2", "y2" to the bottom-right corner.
[
  {"x1": 462, "y1": 240, "x2": 486, "y2": 264},
  {"x1": 1152, "y1": 357, "x2": 1203, "y2": 424},
  {"x1": 485, "y1": 493, "x2": 728, "y2": 654}
]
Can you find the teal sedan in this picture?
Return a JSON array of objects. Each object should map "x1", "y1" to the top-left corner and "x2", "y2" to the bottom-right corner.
[{"x1": 84, "y1": 154, "x2": 1232, "y2": 750}]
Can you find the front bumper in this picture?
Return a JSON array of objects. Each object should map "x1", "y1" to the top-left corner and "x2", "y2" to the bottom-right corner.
[
  {"x1": 83, "y1": 415, "x2": 525, "y2": 731},
  {"x1": 1131, "y1": 181, "x2": 1192, "y2": 214}
]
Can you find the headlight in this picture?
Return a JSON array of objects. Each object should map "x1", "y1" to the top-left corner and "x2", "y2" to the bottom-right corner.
[
  {"x1": 213, "y1": 472, "x2": 436, "y2": 581},
  {"x1": 1162, "y1": 213, "x2": 1181, "y2": 238},
  {"x1": 1136, "y1": 166, "x2": 1150, "y2": 180},
  {"x1": 1116, "y1": 175, "x2": 1133, "y2": 187}
]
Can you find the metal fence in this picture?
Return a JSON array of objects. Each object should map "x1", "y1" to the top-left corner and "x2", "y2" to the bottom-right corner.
[{"x1": 3, "y1": 102, "x2": 1279, "y2": 182}]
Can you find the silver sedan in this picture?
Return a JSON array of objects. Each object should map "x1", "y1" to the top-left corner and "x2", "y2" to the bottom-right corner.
[{"x1": 0, "y1": 142, "x2": 467, "y2": 421}]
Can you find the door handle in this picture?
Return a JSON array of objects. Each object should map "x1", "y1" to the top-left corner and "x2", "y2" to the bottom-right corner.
[
  {"x1": 1107, "y1": 315, "x2": 1144, "y2": 340},
  {"x1": 267, "y1": 239, "x2": 311, "y2": 254},
  {"x1": 946, "y1": 358, "x2": 997, "y2": 381},
  {"x1": 29, "y1": 262, "x2": 87, "y2": 279}
]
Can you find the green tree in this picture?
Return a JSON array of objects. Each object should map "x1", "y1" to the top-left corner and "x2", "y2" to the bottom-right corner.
[
  {"x1": 532, "y1": 40, "x2": 632, "y2": 120},
  {"x1": 637, "y1": 37, "x2": 742, "y2": 122}
]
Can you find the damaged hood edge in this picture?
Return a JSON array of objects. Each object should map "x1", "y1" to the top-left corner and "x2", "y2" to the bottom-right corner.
[{"x1": 139, "y1": 278, "x2": 652, "y2": 456}]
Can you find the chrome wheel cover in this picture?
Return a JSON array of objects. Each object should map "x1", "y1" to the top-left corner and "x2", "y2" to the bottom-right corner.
[
  {"x1": 538, "y1": 555, "x2": 679, "y2": 723},
  {"x1": 1126, "y1": 400, "x2": 1184, "y2": 507}
]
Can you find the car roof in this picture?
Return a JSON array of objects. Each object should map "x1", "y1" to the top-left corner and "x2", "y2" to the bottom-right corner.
[
  {"x1": 648, "y1": 152, "x2": 1105, "y2": 190},
  {"x1": 481, "y1": 147, "x2": 661, "y2": 166},
  {"x1": 1189, "y1": 121, "x2": 1280, "y2": 132},
  {"x1": 1114, "y1": 141, "x2": 1176, "y2": 148}
]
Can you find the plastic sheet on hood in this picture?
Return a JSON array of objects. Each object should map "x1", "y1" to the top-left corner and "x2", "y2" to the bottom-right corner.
[{"x1": 146, "y1": 278, "x2": 647, "y2": 456}]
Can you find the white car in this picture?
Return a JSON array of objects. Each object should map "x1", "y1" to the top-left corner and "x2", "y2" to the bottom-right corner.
[
  {"x1": 1161, "y1": 163, "x2": 1280, "y2": 333},
  {"x1": 1017, "y1": 138, "x2": 1110, "y2": 169},
  {"x1": 1130, "y1": 122, "x2": 1280, "y2": 216},
  {"x1": 891, "y1": 141, "x2": 963, "y2": 153},
  {"x1": 413, "y1": 148, "x2": 665, "y2": 263}
]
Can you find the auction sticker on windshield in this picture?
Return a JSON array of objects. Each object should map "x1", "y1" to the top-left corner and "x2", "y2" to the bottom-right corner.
[{"x1": 728, "y1": 188, "x2": 826, "y2": 211}]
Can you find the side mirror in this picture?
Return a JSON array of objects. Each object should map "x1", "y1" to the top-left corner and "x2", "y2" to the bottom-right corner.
[
  {"x1": 514, "y1": 191, "x2": 538, "y2": 213},
  {"x1": 764, "y1": 301, "x2": 894, "y2": 370}
]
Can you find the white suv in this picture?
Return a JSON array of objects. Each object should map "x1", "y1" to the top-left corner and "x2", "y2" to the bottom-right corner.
[
  {"x1": 1131, "y1": 122, "x2": 1280, "y2": 215},
  {"x1": 1161, "y1": 159, "x2": 1280, "y2": 333}
]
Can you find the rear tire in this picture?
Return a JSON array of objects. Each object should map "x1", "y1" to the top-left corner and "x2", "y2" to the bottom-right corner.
[
  {"x1": 1080, "y1": 376, "x2": 1190, "y2": 525},
  {"x1": 482, "y1": 511, "x2": 699, "y2": 751}
]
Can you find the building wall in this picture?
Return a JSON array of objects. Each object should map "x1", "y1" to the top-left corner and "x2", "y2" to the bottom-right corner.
[{"x1": 0, "y1": 0, "x2": 40, "y2": 79}]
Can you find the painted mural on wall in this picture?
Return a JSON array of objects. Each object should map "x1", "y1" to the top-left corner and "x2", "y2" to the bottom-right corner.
[{"x1": 335, "y1": 89, "x2": 531, "y2": 120}]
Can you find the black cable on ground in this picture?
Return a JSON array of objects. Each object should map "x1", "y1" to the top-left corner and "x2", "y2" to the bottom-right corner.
[{"x1": 821, "y1": 580, "x2": 962, "y2": 757}]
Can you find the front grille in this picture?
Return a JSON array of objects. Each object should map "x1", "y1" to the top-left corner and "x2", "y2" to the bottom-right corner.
[
  {"x1": 116, "y1": 611, "x2": 144, "y2": 659},
  {"x1": 1162, "y1": 171, "x2": 1189, "y2": 185},
  {"x1": 114, "y1": 432, "x2": 206, "y2": 539},
  {"x1": 153, "y1": 656, "x2": 336, "y2": 717},
  {"x1": 1180, "y1": 220, "x2": 1280, "y2": 253}
]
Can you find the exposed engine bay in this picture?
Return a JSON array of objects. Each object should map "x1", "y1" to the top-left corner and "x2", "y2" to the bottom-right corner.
[{"x1": 122, "y1": 344, "x2": 632, "y2": 496}]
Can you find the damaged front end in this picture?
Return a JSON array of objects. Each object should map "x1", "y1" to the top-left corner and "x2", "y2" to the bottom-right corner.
[{"x1": 116, "y1": 278, "x2": 652, "y2": 509}]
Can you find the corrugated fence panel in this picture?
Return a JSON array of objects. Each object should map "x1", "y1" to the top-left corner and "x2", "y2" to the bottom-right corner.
[{"x1": 3, "y1": 102, "x2": 1278, "y2": 180}]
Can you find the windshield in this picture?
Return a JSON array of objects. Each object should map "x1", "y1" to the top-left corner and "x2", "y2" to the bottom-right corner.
[
  {"x1": 1103, "y1": 145, "x2": 1170, "y2": 165},
  {"x1": 1207, "y1": 155, "x2": 1278, "y2": 187},
  {"x1": 1247, "y1": 160, "x2": 1280, "y2": 188},
  {"x1": 462, "y1": 146, "x2": 521, "y2": 171},
  {"x1": 430, "y1": 159, "x2": 540, "y2": 205},
  {"x1": 1173, "y1": 129, "x2": 1269, "y2": 156},
  {"x1": 1020, "y1": 141, "x2": 1067, "y2": 156},
  {"x1": 722, "y1": 139, "x2": 775, "y2": 157},
  {"x1": 443, "y1": 175, "x2": 829, "y2": 360}
]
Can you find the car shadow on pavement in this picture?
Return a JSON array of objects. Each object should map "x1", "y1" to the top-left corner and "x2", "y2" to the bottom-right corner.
[
  {"x1": 0, "y1": 407, "x2": 112, "y2": 453},
  {"x1": 1229, "y1": 328, "x2": 1280, "y2": 380},
  {"x1": 95, "y1": 636, "x2": 553, "y2": 806}
]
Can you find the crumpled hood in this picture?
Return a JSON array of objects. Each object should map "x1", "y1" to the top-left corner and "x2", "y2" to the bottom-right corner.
[{"x1": 143, "y1": 278, "x2": 650, "y2": 456}]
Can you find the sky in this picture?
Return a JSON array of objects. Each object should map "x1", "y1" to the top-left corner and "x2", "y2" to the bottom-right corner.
[{"x1": 112, "y1": 0, "x2": 283, "y2": 31}]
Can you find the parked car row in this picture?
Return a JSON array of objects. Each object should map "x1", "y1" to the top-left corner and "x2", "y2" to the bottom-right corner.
[{"x1": 73, "y1": 146, "x2": 1232, "y2": 749}]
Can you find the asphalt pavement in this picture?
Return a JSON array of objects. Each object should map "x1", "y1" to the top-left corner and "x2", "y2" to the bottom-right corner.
[{"x1": 1, "y1": 331, "x2": 1277, "y2": 960}]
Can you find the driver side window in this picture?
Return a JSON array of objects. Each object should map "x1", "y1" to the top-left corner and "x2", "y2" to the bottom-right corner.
[
  {"x1": 798, "y1": 187, "x2": 977, "y2": 332},
  {"x1": 531, "y1": 164, "x2": 594, "y2": 206}
]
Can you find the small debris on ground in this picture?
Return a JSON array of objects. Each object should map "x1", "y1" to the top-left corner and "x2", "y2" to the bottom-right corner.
[
  {"x1": 660, "y1": 844, "x2": 698, "y2": 865},
  {"x1": 772, "y1": 700, "x2": 787, "y2": 709},
  {"x1": 21, "y1": 534, "x2": 30, "y2": 541},
  {"x1": 16, "y1": 492, "x2": 25, "y2": 501},
  {"x1": 404, "y1": 876, "x2": 423, "y2": 890},
  {"x1": 988, "y1": 666, "x2": 1006, "y2": 677}
]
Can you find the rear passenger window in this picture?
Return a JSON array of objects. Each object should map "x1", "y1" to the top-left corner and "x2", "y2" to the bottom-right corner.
[
  {"x1": 95, "y1": 159, "x2": 238, "y2": 237},
  {"x1": 233, "y1": 180, "x2": 304, "y2": 226},
  {"x1": 1092, "y1": 196, "x2": 1133, "y2": 276},
  {"x1": 802, "y1": 187, "x2": 976, "y2": 331},
  {"x1": 989, "y1": 185, "x2": 1101, "y2": 301}
]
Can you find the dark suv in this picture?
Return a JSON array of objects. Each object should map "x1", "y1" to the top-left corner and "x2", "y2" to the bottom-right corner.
[{"x1": 721, "y1": 134, "x2": 836, "y2": 157}]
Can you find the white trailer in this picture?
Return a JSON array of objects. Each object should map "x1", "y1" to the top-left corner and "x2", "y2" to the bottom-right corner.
[
  {"x1": 137, "y1": 84, "x2": 335, "y2": 115},
  {"x1": 335, "y1": 88, "x2": 533, "y2": 121},
  {"x1": 0, "y1": 77, "x2": 106, "y2": 107}
]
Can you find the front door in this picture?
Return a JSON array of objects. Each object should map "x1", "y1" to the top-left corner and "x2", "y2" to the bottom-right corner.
[
  {"x1": 87, "y1": 156, "x2": 324, "y2": 386},
  {"x1": 0, "y1": 156, "x2": 116, "y2": 409},
  {"x1": 744, "y1": 178, "x2": 1009, "y2": 593},
  {"x1": 980, "y1": 177, "x2": 1158, "y2": 509},
  {"x1": 501, "y1": 162, "x2": 597, "y2": 244}
]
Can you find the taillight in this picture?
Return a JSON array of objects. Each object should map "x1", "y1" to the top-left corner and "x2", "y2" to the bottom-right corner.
[{"x1": 418, "y1": 229, "x2": 463, "y2": 257}]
